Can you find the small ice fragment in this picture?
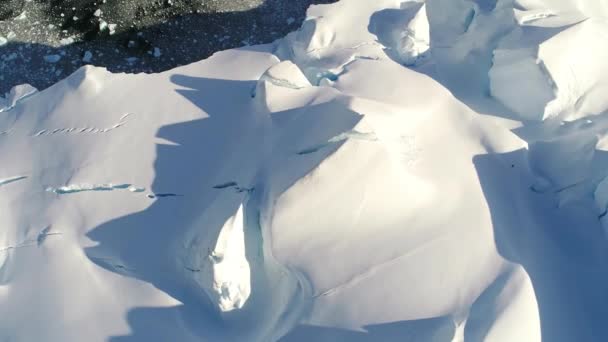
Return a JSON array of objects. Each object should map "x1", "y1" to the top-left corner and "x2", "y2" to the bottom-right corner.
[
  {"x1": 59, "y1": 37, "x2": 74, "y2": 45},
  {"x1": 0, "y1": 176, "x2": 27, "y2": 187},
  {"x1": 82, "y1": 51, "x2": 93, "y2": 63},
  {"x1": 1, "y1": 84, "x2": 38, "y2": 112},
  {"x1": 153, "y1": 47, "x2": 161, "y2": 58},
  {"x1": 44, "y1": 55, "x2": 61, "y2": 63},
  {"x1": 99, "y1": 20, "x2": 108, "y2": 31},
  {"x1": 15, "y1": 11, "x2": 27, "y2": 20},
  {"x1": 213, "y1": 181, "x2": 238, "y2": 189}
]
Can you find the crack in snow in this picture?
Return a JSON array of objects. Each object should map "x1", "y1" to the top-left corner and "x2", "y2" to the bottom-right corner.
[
  {"x1": 0, "y1": 175, "x2": 27, "y2": 188},
  {"x1": 146, "y1": 193, "x2": 182, "y2": 199},
  {"x1": 89, "y1": 256, "x2": 135, "y2": 273},
  {"x1": 0, "y1": 226, "x2": 61, "y2": 253},
  {"x1": 314, "y1": 231, "x2": 455, "y2": 298},
  {"x1": 46, "y1": 183, "x2": 145, "y2": 195},
  {"x1": 212, "y1": 181, "x2": 254, "y2": 193},
  {"x1": 33, "y1": 113, "x2": 134, "y2": 137},
  {"x1": 297, "y1": 129, "x2": 377, "y2": 155}
]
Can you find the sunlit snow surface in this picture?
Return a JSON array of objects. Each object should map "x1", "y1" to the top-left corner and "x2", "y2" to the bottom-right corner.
[{"x1": 2, "y1": 0, "x2": 608, "y2": 341}]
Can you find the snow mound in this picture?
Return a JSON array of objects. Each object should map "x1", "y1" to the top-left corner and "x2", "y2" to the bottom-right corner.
[
  {"x1": 2, "y1": 0, "x2": 608, "y2": 341},
  {"x1": 368, "y1": 1, "x2": 430, "y2": 66},
  {"x1": 490, "y1": 4, "x2": 608, "y2": 121},
  {"x1": 0, "y1": 84, "x2": 38, "y2": 113}
]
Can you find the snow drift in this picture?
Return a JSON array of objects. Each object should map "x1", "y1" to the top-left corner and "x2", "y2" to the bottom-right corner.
[{"x1": 2, "y1": 0, "x2": 608, "y2": 341}]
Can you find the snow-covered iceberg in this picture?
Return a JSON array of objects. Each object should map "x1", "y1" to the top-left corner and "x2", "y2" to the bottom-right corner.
[{"x1": 2, "y1": 0, "x2": 608, "y2": 341}]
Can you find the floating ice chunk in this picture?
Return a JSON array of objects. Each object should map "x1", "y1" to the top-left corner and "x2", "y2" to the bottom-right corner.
[
  {"x1": 93, "y1": 9, "x2": 102, "y2": 17},
  {"x1": 82, "y1": 51, "x2": 93, "y2": 63},
  {"x1": 44, "y1": 54, "x2": 62, "y2": 63},
  {"x1": 0, "y1": 36, "x2": 7, "y2": 47},
  {"x1": 0, "y1": 84, "x2": 38, "y2": 112},
  {"x1": 14, "y1": 11, "x2": 27, "y2": 21},
  {"x1": 99, "y1": 19, "x2": 108, "y2": 31},
  {"x1": 153, "y1": 47, "x2": 161, "y2": 58},
  {"x1": 59, "y1": 36, "x2": 75, "y2": 46}
]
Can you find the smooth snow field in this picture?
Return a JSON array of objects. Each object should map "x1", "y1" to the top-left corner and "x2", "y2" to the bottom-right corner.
[{"x1": 2, "y1": 0, "x2": 608, "y2": 341}]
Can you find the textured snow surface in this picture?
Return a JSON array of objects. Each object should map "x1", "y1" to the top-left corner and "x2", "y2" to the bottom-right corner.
[
  {"x1": 0, "y1": 83, "x2": 38, "y2": 113},
  {"x1": 2, "y1": 0, "x2": 608, "y2": 341}
]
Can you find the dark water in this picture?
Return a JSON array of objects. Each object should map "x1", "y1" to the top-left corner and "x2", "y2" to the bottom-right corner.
[{"x1": 0, "y1": 0, "x2": 336, "y2": 94}]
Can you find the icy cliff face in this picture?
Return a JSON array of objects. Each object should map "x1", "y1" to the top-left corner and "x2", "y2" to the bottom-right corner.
[{"x1": 2, "y1": 0, "x2": 608, "y2": 341}]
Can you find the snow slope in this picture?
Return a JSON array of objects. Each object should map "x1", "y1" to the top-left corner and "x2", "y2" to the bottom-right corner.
[{"x1": 2, "y1": 0, "x2": 608, "y2": 341}]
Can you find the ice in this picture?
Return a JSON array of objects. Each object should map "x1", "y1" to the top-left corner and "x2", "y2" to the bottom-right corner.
[
  {"x1": 2, "y1": 0, "x2": 608, "y2": 341},
  {"x1": 490, "y1": 16, "x2": 608, "y2": 121},
  {"x1": 153, "y1": 47, "x2": 162, "y2": 58},
  {"x1": 43, "y1": 54, "x2": 62, "y2": 63},
  {"x1": 0, "y1": 84, "x2": 38, "y2": 112},
  {"x1": 14, "y1": 11, "x2": 27, "y2": 21},
  {"x1": 369, "y1": 2, "x2": 430, "y2": 66},
  {"x1": 205, "y1": 205, "x2": 251, "y2": 312},
  {"x1": 82, "y1": 51, "x2": 93, "y2": 63}
]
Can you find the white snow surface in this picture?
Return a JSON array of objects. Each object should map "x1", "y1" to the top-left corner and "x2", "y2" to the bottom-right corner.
[
  {"x1": 2, "y1": 0, "x2": 608, "y2": 341},
  {"x1": 0, "y1": 84, "x2": 38, "y2": 113}
]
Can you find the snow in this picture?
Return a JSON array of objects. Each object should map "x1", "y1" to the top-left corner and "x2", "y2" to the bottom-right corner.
[
  {"x1": 205, "y1": 204, "x2": 251, "y2": 312},
  {"x1": 369, "y1": 1, "x2": 430, "y2": 65},
  {"x1": 2, "y1": 0, "x2": 608, "y2": 341},
  {"x1": 0, "y1": 84, "x2": 38, "y2": 113},
  {"x1": 490, "y1": 13, "x2": 608, "y2": 121}
]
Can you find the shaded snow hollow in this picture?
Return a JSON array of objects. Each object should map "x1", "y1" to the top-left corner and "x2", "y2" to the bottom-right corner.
[{"x1": 2, "y1": 0, "x2": 608, "y2": 341}]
